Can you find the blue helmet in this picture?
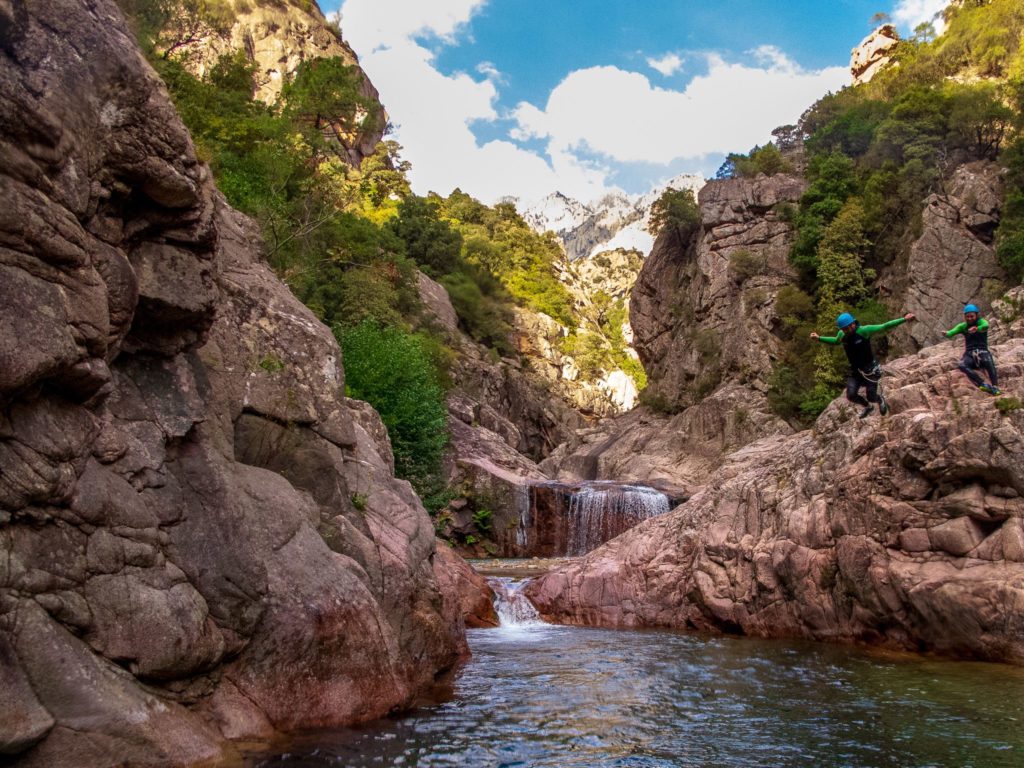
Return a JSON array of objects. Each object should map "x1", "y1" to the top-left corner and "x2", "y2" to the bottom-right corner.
[
  {"x1": 963, "y1": 303, "x2": 980, "y2": 314},
  {"x1": 836, "y1": 312, "x2": 856, "y2": 329}
]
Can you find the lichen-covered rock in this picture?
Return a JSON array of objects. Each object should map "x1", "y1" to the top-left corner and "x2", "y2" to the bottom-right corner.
[
  {"x1": 527, "y1": 339, "x2": 1024, "y2": 664},
  {"x1": 631, "y1": 174, "x2": 806, "y2": 412},
  {"x1": 0, "y1": 1, "x2": 463, "y2": 764}
]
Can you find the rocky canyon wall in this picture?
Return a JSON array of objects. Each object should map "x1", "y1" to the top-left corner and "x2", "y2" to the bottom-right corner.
[
  {"x1": 0, "y1": 1, "x2": 463, "y2": 764},
  {"x1": 631, "y1": 173, "x2": 807, "y2": 413}
]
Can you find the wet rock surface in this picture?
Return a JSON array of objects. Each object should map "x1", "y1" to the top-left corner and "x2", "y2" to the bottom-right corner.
[
  {"x1": 0, "y1": 2, "x2": 463, "y2": 764},
  {"x1": 527, "y1": 339, "x2": 1024, "y2": 663}
]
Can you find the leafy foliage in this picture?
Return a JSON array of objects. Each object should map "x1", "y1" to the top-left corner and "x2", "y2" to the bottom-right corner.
[
  {"x1": 649, "y1": 188, "x2": 701, "y2": 246},
  {"x1": 716, "y1": 143, "x2": 794, "y2": 179},
  {"x1": 338, "y1": 322, "x2": 449, "y2": 494},
  {"x1": 766, "y1": 3, "x2": 1024, "y2": 423}
]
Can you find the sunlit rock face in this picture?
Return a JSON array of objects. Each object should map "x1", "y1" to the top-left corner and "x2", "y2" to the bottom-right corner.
[
  {"x1": 851, "y1": 24, "x2": 900, "y2": 86},
  {"x1": 882, "y1": 160, "x2": 1008, "y2": 353},
  {"x1": 528, "y1": 339, "x2": 1024, "y2": 664},
  {"x1": 630, "y1": 173, "x2": 807, "y2": 413},
  {"x1": 163, "y1": 0, "x2": 385, "y2": 166},
  {"x1": 0, "y1": 2, "x2": 463, "y2": 764}
]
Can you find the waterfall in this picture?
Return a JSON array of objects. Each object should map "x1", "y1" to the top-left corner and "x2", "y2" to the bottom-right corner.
[
  {"x1": 514, "y1": 483, "x2": 531, "y2": 550},
  {"x1": 488, "y1": 576, "x2": 543, "y2": 627},
  {"x1": 507, "y1": 481, "x2": 673, "y2": 558},
  {"x1": 566, "y1": 483, "x2": 670, "y2": 556}
]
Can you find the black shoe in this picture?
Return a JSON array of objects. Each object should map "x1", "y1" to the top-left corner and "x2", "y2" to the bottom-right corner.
[
  {"x1": 859, "y1": 405, "x2": 872, "y2": 419},
  {"x1": 878, "y1": 395, "x2": 889, "y2": 415}
]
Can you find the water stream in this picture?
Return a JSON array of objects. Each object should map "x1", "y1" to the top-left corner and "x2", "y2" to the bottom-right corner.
[{"x1": 248, "y1": 567, "x2": 1024, "y2": 768}]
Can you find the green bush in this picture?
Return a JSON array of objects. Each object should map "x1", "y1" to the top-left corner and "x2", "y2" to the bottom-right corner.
[
  {"x1": 729, "y1": 249, "x2": 766, "y2": 283},
  {"x1": 649, "y1": 188, "x2": 701, "y2": 245},
  {"x1": 440, "y1": 271, "x2": 514, "y2": 353},
  {"x1": 337, "y1": 322, "x2": 449, "y2": 494}
]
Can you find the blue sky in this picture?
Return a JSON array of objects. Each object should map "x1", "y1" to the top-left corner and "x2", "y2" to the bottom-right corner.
[{"x1": 327, "y1": 0, "x2": 948, "y2": 203}]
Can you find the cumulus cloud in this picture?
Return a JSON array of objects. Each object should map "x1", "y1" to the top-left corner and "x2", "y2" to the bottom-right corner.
[
  {"x1": 335, "y1": 0, "x2": 850, "y2": 203},
  {"x1": 513, "y1": 51, "x2": 848, "y2": 166},
  {"x1": 891, "y1": 0, "x2": 948, "y2": 34},
  {"x1": 338, "y1": 0, "x2": 609, "y2": 202},
  {"x1": 647, "y1": 53, "x2": 683, "y2": 77},
  {"x1": 339, "y1": 0, "x2": 487, "y2": 51}
]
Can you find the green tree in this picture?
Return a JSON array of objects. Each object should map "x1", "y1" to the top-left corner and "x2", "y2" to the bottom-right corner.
[
  {"x1": 649, "y1": 188, "x2": 701, "y2": 246},
  {"x1": 338, "y1": 322, "x2": 449, "y2": 493},
  {"x1": 281, "y1": 57, "x2": 380, "y2": 160},
  {"x1": 388, "y1": 196, "x2": 463, "y2": 277}
]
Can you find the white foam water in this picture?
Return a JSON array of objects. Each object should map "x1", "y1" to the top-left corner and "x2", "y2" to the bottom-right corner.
[
  {"x1": 567, "y1": 484, "x2": 669, "y2": 556},
  {"x1": 488, "y1": 576, "x2": 544, "y2": 628}
]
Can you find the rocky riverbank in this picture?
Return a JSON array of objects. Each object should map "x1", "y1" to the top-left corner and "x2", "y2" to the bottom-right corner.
[{"x1": 526, "y1": 338, "x2": 1024, "y2": 663}]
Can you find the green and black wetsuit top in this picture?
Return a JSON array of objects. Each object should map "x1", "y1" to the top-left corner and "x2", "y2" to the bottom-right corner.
[
  {"x1": 945, "y1": 317, "x2": 989, "y2": 352},
  {"x1": 817, "y1": 318, "x2": 907, "y2": 375}
]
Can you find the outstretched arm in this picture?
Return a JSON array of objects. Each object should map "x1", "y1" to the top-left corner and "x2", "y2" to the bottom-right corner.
[
  {"x1": 945, "y1": 321, "x2": 966, "y2": 338},
  {"x1": 859, "y1": 313, "x2": 914, "y2": 337},
  {"x1": 810, "y1": 330, "x2": 843, "y2": 345}
]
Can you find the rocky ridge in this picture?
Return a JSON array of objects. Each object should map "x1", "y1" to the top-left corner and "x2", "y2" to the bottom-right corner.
[
  {"x1": 163, "y1": 0, "x2": 385, "y2": 166},
  {"x1": 0, "y1": 2, "x2": 463, "y2": 764},
  {"x1": 527, "y1": 338, "x2": 1024, "y2": 663},
  {"x1": 850, "y1": 24, "x2": 900, "y2": 86},
  {"x1": 517, "y1": 173, "x2": 706, "y2": 262}
]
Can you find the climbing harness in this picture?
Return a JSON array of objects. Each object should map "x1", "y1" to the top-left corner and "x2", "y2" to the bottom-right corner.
[
  {"x1": 858, "y1": 363, "x2": 883, "y2": 384},
  {"x1": 970, "y1": 349, "x2": 994, "y2": 368}
]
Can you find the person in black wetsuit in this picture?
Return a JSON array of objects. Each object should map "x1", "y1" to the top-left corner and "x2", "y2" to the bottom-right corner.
[
  {"x1": 945, "y1": 303, "x2": 1000, "y2": 395},
  {"x1": 810, "y1": 311, "x2": 916, "y2": 418}
]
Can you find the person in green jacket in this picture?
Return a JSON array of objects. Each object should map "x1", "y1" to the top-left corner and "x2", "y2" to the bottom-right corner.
[
  {"x1": 945, "y1": 303, "x2": 1000, "y2": 395},
  {"x1": 810, "y1": 311, "x2": 915, "y2": 418}
]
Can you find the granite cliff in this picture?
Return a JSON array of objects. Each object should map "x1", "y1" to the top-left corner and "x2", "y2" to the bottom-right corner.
[{"x1": 0, "y1": 1, "x2": 463, "y2": 763}]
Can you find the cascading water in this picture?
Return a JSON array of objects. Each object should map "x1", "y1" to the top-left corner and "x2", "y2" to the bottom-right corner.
[
  {"x1": 506, "y1": 481, "x2": 672, "y2": 557},
  {"x1": 513, "y1": 483, "x2": 531, "y2": 550},
  {"x1": 566, "y1": 483, "x2": 670, "y2": 556},
  {"x1": 487, "y1": 576, "x2": 543, "y2": 627}
]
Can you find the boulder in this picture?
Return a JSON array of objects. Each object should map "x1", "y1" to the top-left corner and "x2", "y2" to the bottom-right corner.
[{"x1": 432, "y1": 544, "x2": 499, "y2": 629}]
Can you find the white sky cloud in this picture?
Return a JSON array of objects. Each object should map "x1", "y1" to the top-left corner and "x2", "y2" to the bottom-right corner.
[
  {"x1": 476, "y1": 61, "x2": 505, "y2": 83},
  {"x1": 339, "y1": 0, "x2": 487, "y2": 51},
  {"x1": 340, "y1": 0, "x2": 609, "y2": 202},
  {"x1": 647, "y1": 53, "x2": 683, "y2": 77},
  {"x1": 891, "y1": 0, "x2": 948, "y2": 34},
  {"x1": 513, "y1": 53, "x2": 848, "y2": 166},
  {"x1": 338, "y1": 0, "x2": 850, "y2": 204}
]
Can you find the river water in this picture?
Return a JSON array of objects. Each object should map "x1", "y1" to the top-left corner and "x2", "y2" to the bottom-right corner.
[{"x1": 247, "y1": 603, "x2": 1024, "y2": 767}]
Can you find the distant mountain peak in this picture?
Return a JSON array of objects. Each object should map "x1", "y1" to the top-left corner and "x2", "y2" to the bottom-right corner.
[{"x1": 515, "y1": 174, "x2": 706, "y2": 261}]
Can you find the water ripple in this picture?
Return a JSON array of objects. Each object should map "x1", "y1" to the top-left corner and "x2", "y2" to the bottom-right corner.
[{"x1": 249, "y1": 625, "x2": 1024, "y2": 767}]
